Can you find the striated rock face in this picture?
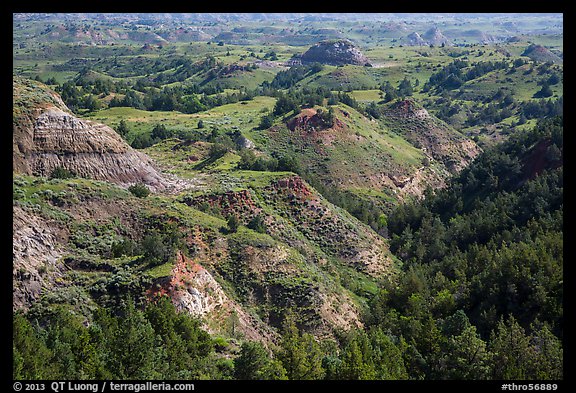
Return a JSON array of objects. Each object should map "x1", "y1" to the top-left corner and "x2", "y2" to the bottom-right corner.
[
  {"x1": 406, "y1": 32, "x2": 427, "y2": 46},
  {"x1": 13, "y1": 206, "x2": 66, "y2": 311},
  {"x1": 404, "y1": 27, "x2": 452, "y2": 47},
  {"x1": 33, "y1": 107, "x2": 129, "y2": 154},
  {"x1": 300, "y1": 39, "x2": 371, "y2": 66},
  {"x1": 13, "y1": 77, "x2": 171, "y2": 191}
]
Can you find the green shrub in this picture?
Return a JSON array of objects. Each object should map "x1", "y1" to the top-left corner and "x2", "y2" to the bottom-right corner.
[
  {"x1": 247, "y1": 215, "x2": 267, "y2": 234},
  {"x1": 227, "y1": 215, "x2": 240, "y2": 233},
  {"x1": 128, "y1": 183, "x2": 150, "y2": 198},
  {"x1": 49, "y1": 166, "x2": 75, "y2": 179}
]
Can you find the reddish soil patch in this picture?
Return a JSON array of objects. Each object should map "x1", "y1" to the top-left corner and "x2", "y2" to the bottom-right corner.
[{"x1": 521, "y1": 138, "x2": 562, "y2": 182}]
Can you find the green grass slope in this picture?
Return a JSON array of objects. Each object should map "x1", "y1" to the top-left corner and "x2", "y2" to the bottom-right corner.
[{"x1": 258, "y1": 103, "x2": 452, "y2": 213}]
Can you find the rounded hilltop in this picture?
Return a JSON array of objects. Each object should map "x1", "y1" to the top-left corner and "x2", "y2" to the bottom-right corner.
[
  {"x1": 297, "y1": 38, "x2": 371, "y2": 66},
  {"x1": 522, "y1": 44, "x2": 563, "y2": 64}
]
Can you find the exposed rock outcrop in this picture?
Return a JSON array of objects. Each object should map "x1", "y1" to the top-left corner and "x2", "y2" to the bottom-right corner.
[
  {"x1": 150, "y1": 251, "x2": 279, "y2": 345},
  {"x1": 404, "y1": 27, "x2": 452, "y2": 47},
  {"x1": 423, "y1": 27, "x2": 452, "y2": 46},
  {"x1": 13, "y1": 77, "x2": 173, "y2": 191},
  {"x1": 286, "y1": 108, "x2": 343, "y2": 133},
  {"x1": 381, "y1": 99, "x2": 481, "y2": 173},
  {"x1": 13, "y1": 206, "x2": 66, "y2": 311},
  {"x1": 299, "y1": 39, "x2": 371, "y2": 66},
  {"x1": 406, "y1": 32, "x2": 427, "y2": 46}
]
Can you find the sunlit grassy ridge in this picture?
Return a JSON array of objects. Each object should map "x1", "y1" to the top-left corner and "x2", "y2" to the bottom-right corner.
[{"x1": 83, "y1": 96, "x2": 276, "y2": 137}]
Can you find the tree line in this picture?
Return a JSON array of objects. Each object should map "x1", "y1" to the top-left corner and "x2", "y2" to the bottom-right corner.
[{"x1": 380, "y1": 117, "x2": 563, "y2": 378}]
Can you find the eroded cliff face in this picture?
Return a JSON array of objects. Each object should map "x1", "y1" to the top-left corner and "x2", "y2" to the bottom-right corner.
[
  {"x1": 382, "y1": 99, "x2": 482, "y2": 173},
  {"x1": 13, "y1": 77, "x2": 171, "y2": 191},
  {"x1": 150, "y1": 251, "x2": 280, "y2": 345},
  {"x1": 151, "y1": 241, "x2": 364, "y2": 344}
]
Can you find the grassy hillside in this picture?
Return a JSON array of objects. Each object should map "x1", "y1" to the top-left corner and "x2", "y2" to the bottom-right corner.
[
  {"x1": 83, "y1": 96, "x2": 277, "y2": 142},
  {"x1": 255, "y1": 102, "x2": 474, "y2": 219},
  {"x1": 13, "y1": 169, "x2": 391, "y2": 342}
]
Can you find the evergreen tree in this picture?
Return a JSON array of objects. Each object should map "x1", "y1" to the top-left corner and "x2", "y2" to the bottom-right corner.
[
  {"x1": 237, "y1": 149, "x2": 257, "y2": 170},
  {"x1": 273, "y1": 95, "x2": 298, "y2": 116},
  {"x1": 397, "y1": 77, "x2": 414, "y2": 97},
  {"x1": 151, "y1": 124, "x2": 171, "y2": 140},
  {"x1": 527, "y1": 323, "x2": 563, "y2": 380},
  {"x1": 13, "y1": 313, "x2": 54, "y2": 379},
  {"x1": 234, "y1": 341, "x2": 271, "y2": 380},
  {"x1": 338, "y1": 331, "x2": 376, "y2": 379},
  {"x1": 258, "y1": 113, "x2": 274, "y2": 129},
  {"x1": 277, "y1": 313, "x2": 324, "y2": 380},
  {"x1": 116, "y1": 119, "x2": 130, "y2": 138},
  {"x1": 128, "y1": 183, "x2": 150, "y2": 198},
  {"x1": 535, "y1": 83, "x2": 553, "y2": 98},
  {"x1": 145, "y1": 297, "x2": 212, "y2": 379},
  {"x1": 234, "y1": 341, "x2": 287, "y2": 380},
  {"x1": 227, "y1": 215, "x2": 240, "y2": 233},
  {"x1": 300, "y1": 333, "x2": 325, "y2": 380},
  {"x1": 131, "y1": 133, "x2": 154, "y2": 149},
  {"x1": 247, "y1": 214, "x2": 267, "y2": 233},
  {"x1": 365, "y1": 101, "x2": 381, "y2": 119},
  {"x1": 113, "y1": 300, "x2": 162, "y2": 379},
  {"x1": 44, "y1": 307, "x2": 99, "y2": 379},
  {"x1": 441, "y1": 324, "x2": 491, "y2": 379},
  {"x1": 369, "y1": 328, "x2": 408, "y2": 379},
  {"x1": 277, "y1": 154, "x2": 301, "y2": 174},
  {"x1": 489, "y1": 316, "x2": 533, "y2": 379}
]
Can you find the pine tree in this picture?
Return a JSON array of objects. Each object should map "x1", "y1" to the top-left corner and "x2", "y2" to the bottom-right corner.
[
  {"x1": 442, "y1": 324, "x2": 491, "y2": 379},
  {"x1": 44, "y1": 306, "x2": 97, "y2": 379},
  {"x1": 535, "y1": 83, "x2": 553, "y2": 98},
  {"x1": 526, "y1": 323, "x2": 563, "y2": 380},
  {"x1": 369, "y1": 327, "x2": 408, "y2": 379},
  {"x1": 235, "y1": 341, "x2": 270, "y2": 380},
  {"x1": 300, "y1": 333, "x2": 325, "y2": 379},
  {"x1": 277, "y1": 313, "x2": 324, "y2": 380},
  {"x1": 234, "y1": 341, "x2": 287, "y2": 380},
  {"x1": 397, "y1": 77, "x2": 414, "y2": 97},
  {"x1": 13, "y1": 313, "x2": 54, "y2": 379},
  {"x1": 338, "y1": 331, "x2": 376, "y2": 380},
  {"x1": 489, "y1": 316, "x2": 532, "y2": 379},
  {"x1": 116, "y1": 119, "x2": 130, "y2": 138},
  {"x1": 227, "y1": 215, "x2": 240, "y2": 233},
  {"x1": 113, "y1": 300, "x2": 160, "y2": 379}
]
